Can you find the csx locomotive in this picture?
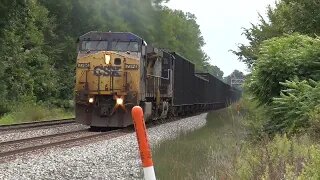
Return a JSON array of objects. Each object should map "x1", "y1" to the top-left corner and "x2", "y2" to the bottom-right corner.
[{"x1": 75, "y1": 31, "x2": 240, "y2": 128}]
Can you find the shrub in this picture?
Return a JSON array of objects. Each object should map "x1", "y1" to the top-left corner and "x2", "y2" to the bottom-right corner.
[{"x1": 264, "y1": 79, "x2": 320, "y2": 135}]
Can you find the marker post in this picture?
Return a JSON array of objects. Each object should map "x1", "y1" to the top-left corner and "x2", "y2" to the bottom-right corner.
[{"x1": 131, "y1": 106, "x2": 156, "y2": 180}]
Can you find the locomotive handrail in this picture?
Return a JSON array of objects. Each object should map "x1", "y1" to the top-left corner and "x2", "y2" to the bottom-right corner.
[{"x1": 147, "y1": 69, "x2": 171, "y2": 80}]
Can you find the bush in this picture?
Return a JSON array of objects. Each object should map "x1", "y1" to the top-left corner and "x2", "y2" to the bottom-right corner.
[{"x1": 265, "y1": 79, "x2": 320, "y2": 135}]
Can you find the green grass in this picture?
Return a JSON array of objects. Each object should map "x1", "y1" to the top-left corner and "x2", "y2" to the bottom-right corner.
[
  {"x1": 0, "y1": 103, "x2": 74, "y2": 125},
  {"x1": 152, "y1": 105, "x2": 246, "y2": 179},
  {"x1": 151, "y1": 97, "x2": 320, "y2": 179}
]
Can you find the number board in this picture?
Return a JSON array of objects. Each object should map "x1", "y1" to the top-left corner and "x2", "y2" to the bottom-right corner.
[
  {"x1": 77, "y1": 63, "x2": 90, "y2": 68},
  {"x1": 125, "y1": 64, "x2": 139, "y2": 70}
]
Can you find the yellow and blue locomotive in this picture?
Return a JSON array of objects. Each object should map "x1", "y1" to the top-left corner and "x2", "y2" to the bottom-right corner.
[
  {"x1": 75, "y1": 31, "x2": 241, "y2": 128},
  {"x1": 75, "y1": 32, "x2": 171, "y2": 128}
]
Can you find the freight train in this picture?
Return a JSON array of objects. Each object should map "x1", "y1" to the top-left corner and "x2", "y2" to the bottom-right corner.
[{"x1": 75, "y1": 31, "x2": 241, "y2": 128}]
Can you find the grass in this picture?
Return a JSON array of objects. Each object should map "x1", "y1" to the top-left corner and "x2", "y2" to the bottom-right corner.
[
  {"x1": 152, "y1": 105, "x2": 246, "y2": 179},
  {"x1": 151, "y1": 98, "x2": 320, "y2": 179},
  {"x1": 0, "y1": 103, "x2": 74, "y2": 125}
]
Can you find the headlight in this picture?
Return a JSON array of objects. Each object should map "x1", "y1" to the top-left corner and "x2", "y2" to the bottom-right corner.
[
  {"x1": 88, "y1": 97, "x2": 94, "y2": 103},
  {"x1": 105, "y1": 54, "x2": 111, "y2": 64},
  {"x1": 116, "y1": 98, "x2": 123, "y2": 105}
]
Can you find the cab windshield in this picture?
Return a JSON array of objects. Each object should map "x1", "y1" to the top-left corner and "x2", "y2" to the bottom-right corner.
[
  {"x1": 111, "y1": 41, "x2": 139, "y2": 52},
  {"x1": 81, "y1": 41, "x2": 108, "y2": 51}
]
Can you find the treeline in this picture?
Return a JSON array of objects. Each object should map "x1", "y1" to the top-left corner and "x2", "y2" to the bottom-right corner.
[
  {"x1": 234, "y1": 0, "x2": 320, "y2": 135},
  {"x1": 0, "y1": 0, "x2": 223, "y2": 115},
  {"x1": 232, "y1": 1, "x2": 320, "y2": 178}
]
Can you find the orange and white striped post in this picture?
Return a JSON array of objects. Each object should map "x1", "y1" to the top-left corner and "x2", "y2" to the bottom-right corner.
[{"x1": 131, "y1": 106, "x2": 156, "y2": 180}]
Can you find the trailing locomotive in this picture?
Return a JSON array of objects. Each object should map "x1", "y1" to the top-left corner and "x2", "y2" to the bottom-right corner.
[{"x1": 75, "y1": 31, "x2": 241, "y2": 128}]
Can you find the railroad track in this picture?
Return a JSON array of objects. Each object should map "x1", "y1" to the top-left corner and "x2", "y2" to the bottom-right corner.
[
  {"x1": 0, "y1": 114, "x2": 184, "y2": 160},
  {"x1": 0, "y1": 118, "x2": 76, "y2": 131},
  {"x1": 0, "y1": 129, "x2": 127, "y2": 159}
]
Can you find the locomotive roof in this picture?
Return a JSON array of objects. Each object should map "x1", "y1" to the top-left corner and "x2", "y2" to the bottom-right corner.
[{"x1": 79, "y1": 31, "x2": 143, "y2": 42}]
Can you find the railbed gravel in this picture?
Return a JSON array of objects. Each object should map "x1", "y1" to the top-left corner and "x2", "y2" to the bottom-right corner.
[
  {"x1": 0, "y1": 113, "x2": 207, "y2": 180},
  {"x1": 0, "y1": 124, "x2": 88, "y2": 143}
]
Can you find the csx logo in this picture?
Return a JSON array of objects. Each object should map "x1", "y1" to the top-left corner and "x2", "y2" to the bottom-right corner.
[{"x1": 93, "y1": 66, "x2": 121, "y2": 77}]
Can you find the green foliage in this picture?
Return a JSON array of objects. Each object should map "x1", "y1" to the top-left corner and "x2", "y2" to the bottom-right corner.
[
  {"x1": 155, "y1": 8, "x2": 204, "y2": 67},
  {"x1": 246, "y1": 34, "x2": 320, "y2": 135},
  {"x1": 152, "y1": 95, "x2": 320, "y2": 179},
  {"x1": 0, "y1": 0, "x2": 58, "y2": 113},
  {"x1": 247, "y1": 34, "x2": 320, "y2": 105},
  {"x1": 232, "y1": 11, "x2": 283, "y2": 68},
  {"x1": 40, "y1": 0, "x2": 221, "y2": 76},
  {"x1": 234, "y1": 0, "x2": 320, "y2": 68},
  {"x1": 265, "y1": 79, "x2": 320, "y2": 134},
  {"x1": 0, "y1": 101, "x2": 73, "y2": 125},
  {"x1": 0, "y1": 0, "x2": 223, "y2": 119},
  {"x1": 234, "y1": 0, "x2": 320, "y2": 137},
  {"x1": 203, "y1": 62, "x2": 224, "y2": 79}
]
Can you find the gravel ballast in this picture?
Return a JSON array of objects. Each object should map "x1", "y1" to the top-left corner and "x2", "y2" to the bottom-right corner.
[
  {"x1": 0, "y1": 124, "x2": 88, "y2": 143},
  {"x1": 0, "y1": 113, "x2": 207, "y2": 180}
]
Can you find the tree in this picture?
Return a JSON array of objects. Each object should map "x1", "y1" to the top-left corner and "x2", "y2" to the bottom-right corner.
[
  {"x1": 154, "y1": 7, "x2": 206, "y2": 69},
  {"x1": 247, "y1": 34, "x2": 320, "y2": 105},
  {"x1": 224, "y1": 70, "x2": 245, "y2": 85},
  {"x1": 40, "y1": 0, "x2": 220, "y2": 99},
  {"x1": 203, "y1": 63, "x2": 224, "y2": 80},
  {"x1": 233, "y1": 0, "x2": 320, "y2": 68},
  {"x1": 0, "y1": 0, "x2": 223, "y2": 114},
  {"x1": 0, "y1": 0, "x2": 58, "y2": 112}
]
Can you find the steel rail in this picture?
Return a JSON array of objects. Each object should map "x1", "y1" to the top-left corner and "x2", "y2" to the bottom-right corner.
[
  {"x1": 0, "y1": 118, "x2": 75, "y2": 131},
  {"x1": 0, "y1": 129, "x2": 123, "y2": 158},
  {"x1": 0, "y1": 129, "x2": 87, "y2": 146}
]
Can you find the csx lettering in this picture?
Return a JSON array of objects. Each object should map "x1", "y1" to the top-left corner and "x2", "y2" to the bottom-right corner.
[{"x1": 93, "y1": 66, "x2": 121, "y2": 77}]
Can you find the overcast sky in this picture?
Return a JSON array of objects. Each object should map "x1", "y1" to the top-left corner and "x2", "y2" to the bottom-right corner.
[{"x1": 165, "y1": 0, "x2": 276, "y2": 76}]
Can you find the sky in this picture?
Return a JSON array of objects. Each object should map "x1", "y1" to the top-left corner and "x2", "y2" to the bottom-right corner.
[{"x1": 165, "y1": 0, "x2": 276, "y2": 76}]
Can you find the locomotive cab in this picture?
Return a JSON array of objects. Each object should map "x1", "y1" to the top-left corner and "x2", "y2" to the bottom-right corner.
[{"x1": 75, "y1": 32, "x2": 147, "y2": 127}]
